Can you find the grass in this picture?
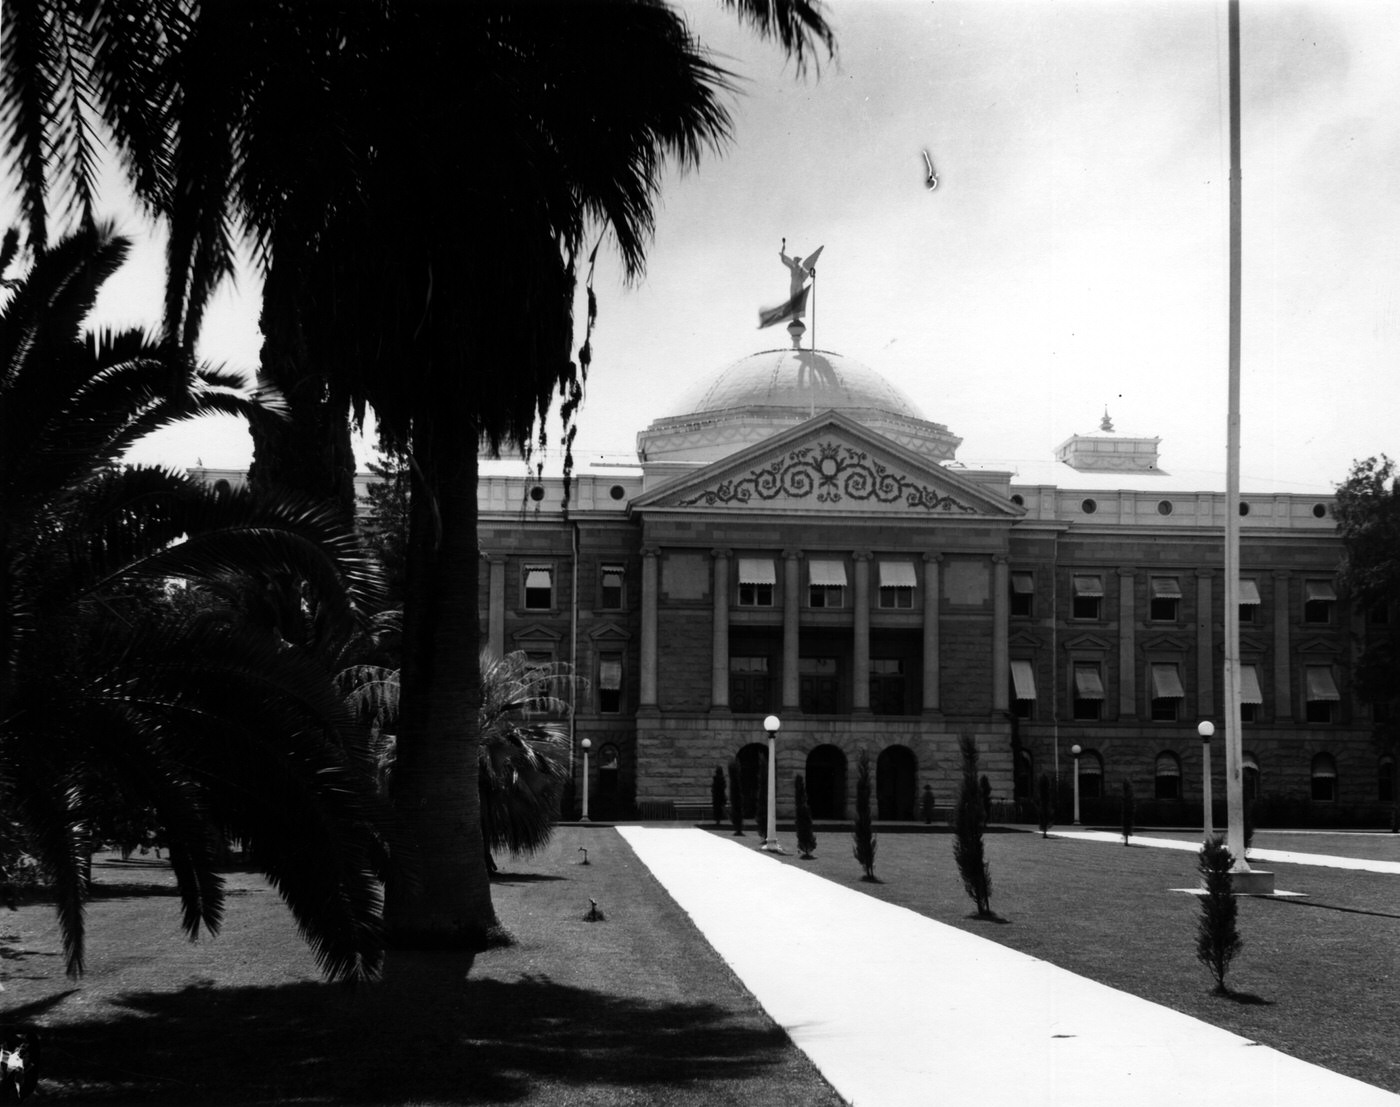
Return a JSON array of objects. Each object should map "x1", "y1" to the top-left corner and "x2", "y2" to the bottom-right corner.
[
  {"x1": 2, "y1": 829, "x2": 845, "y2": 1105},
  {"x1": 741, "y1": 821, "x2": 1400, "y2": 1094}
]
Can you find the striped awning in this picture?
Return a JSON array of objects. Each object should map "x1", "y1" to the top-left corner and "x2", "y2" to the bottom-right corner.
[
  {"x1": 1151, "y1": 663, "x2": 1185, "y2": 699},
  {"x1": 738, "y1": 558, "x2": 776, "y2": 585},
  {"x1": 524, "y1": 567, "x2": 552, "y2": 589},
  {"x1": 1238, "y1": 578, "x2": 1262, "y2": 605},
  {"x1": 808, "y1": 559, "x2": 847, "y2": 587},
  {"x1": 1240, "y1": 664, "x2": 1263, "y2": 705},
  {"x1": 1073, "y1": 665, "x2": 1105, "y2": 699},
  {"x1": 1073, "y1": 575, "x2": 1104, "y2": 597},
  {"x1": 598, "y1": 659, "x2": 623, "y2": 691},
  {"x1": 1011, "y1": 571, "x2": 1034, "y2": 594},
  {"x1": 879, "y1": 560, "x2": 918, "y2": 588},
  {"x1": 1306, "y1": 666, "x2": 1340, "y2": 702},
  {"x1": 1150, "y1": 577, "x2": 1182, "y2": 598},
  {"x1": 1305, "y1": 580, "x2": 1337, "y2": 602},
  {"x1": 1010, "y1": 660, "x2": 1037, "y2": 701}
]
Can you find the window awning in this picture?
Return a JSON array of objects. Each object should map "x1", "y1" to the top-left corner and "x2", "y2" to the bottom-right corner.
[
  {"x1": 1306, "y1": 580, "x2": 1337, "y2": 602},
  {"x1": 879, "y1": 560, "x2": 918, "y2": 588},
  {"x1": 524, "y1": 568, "x2": 552, "y2": 589},
  {"x1": 1243, "y1": 753, "x2": 1259, "y2": 773},
  {"x1": 1073, "y1": 665, "x2": 1105, "y2": 699},
  {"x1": 599, "y1": 660, "x2": 623, "y2": 690},
  {"x1": 1312, "y1": 753, "x2": 1337, "y2": 777},
  {"x1": 808, "y1": 559, "x2": 847, "y2": 587},
  {"x1": 1240, "y1": 664, "x2": 1263, "y2": 705},
  {"x1": 1155, "y1": 753, "x2": 1180, "y2": 777},
  {"x1": 1151, "y1": 663, "x2": 1185, "y2": 699},
  {"x1": 1239, "y1": 578, "x2": 1262, "y2": 605},
  {"x1": 738, "y1": 558, "x2": 776, "y2": 585},
  {"x1": 1011, "y1": 571, "x2": 1034, "y2": 594},
  {"x1": 1010, "y1": 659, "x2": 1037, "y2": 701},
  {"x1": 1306, "y1": 666, "x2": 1340, "y2": 702},
  {"x1": 1150, "y1": 577, "x2": 1182, "y2": 598},
  {"x1": 1073, "y1": 575, "x2": 1104, "y2": 597}
]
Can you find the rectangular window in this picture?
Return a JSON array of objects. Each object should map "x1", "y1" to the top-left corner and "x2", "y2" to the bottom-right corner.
[
  {"x1": 729, "y1": 655, "x2": 772, "y2": 714},
  {"x1": 597, "y1": 652, "x2": 623, "y2": 714},
  {"x1": 1010, "y1": 659, "x2": 1037, "y2": 720},
  {"x1": 808, "y1": 559, "x2": 846, "y2": 609},
  {"x1": 523, "y1": 565, "x2": 553, "y2": 610},
  {"x1": 1072, "y1": 575, "x2": 1103, "y2": 621},
  {"x1": 1072, "y1": 662, "x2": 1104, "y2": 720},
  {"x1": 1149, "y1": 577, "x2": 1181, "y2": 622},
  {"x1": 1239, "y1": 578, "x2": 1261, "y2": 624},
  {"x1": 1149, "y1": 662, "x2": 1184, "y2": 722},
  {"x1": 799, "y1": 656, "x2": 840, "y2": 715},
  {"x1": 738, "y1": 558, "x2": 776, "y2": 607},
  {"x1": 1240, "y1": 664, "x2": 1263, "y2": 723},
  {"x1": 1011, "y1": 571, "x2": 1034, "y2": 617},
  {"x1": 1304, "y1": 579, "x2": 1336, "y2": 624},
  {"x1": 878, "y1": 560, "x2": 917, "y2": 608},
  {"x1": 869, "y1": 658, "x2": 907, "y2": 715},
  {"x1": 1305, "y1": 664, "x2": 1340, "y2": 723},
  {"x1": 599, "y1": 564, "x2": 625, "y2": 609}
]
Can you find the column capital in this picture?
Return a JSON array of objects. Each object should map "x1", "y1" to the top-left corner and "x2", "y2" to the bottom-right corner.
[
  {"x1": 993, "y1": 554, "x2": 1010, "y2": 566},
  {"x1": 711, "y1": 547, "x2": 732, "y2": 560},
  {"x1": 782, "y1": 548, "x2": 803, "y2": 562},
  {"x1": 641, "y1": 546, "x2": 660, "y2": 559},
  {"x1": 922, "y1": 552, "x2": 944, "y2": 564},
  {"x1": 1117, "y1": 566, "x2": 1136, "y2": 578},
  {"x1": 852, "y1": 549, "x2": 873, "y2": 562},
  {"x1": 1195, "y1": 567, "x2": 1215, "y2": 579},
  {"x1": 1272, "y1": 569, "x2": 1292, "y2": 580}
]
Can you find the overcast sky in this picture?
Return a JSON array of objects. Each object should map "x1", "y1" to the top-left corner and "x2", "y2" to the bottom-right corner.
[{"x1": 80, "y1": 0, "x2": 1400, "y2": 491}]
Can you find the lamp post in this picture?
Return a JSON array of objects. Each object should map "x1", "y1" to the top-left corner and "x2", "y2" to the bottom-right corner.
[
  {"x1": 580, "y1": 738, "x2": 591, "y2": 823},
  {"x1": 1070, "y1": 744, "x2": 1082, "y2": 825},
  {"x1": 1198, "y1": 721, "x2": 1215, "y2": 841},
  {"x1": 761, "y1": 715, "x2": 784, "y2": 852}
]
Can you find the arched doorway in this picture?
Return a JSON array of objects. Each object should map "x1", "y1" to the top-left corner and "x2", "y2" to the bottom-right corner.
[
  {"x1": 806, "y1": 745, "x2": 847, "y2": 819},
  {"x1": 736, "y1": 743, "x2": 767, "y2": 818},
  {"x1": 876, "y1": 745, "x2": 917, "y2": 820}
]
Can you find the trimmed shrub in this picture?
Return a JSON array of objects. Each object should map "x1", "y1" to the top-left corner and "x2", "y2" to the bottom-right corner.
[
  {"x1": 711, "y1": 766, "x2": 726, "y2": 827},
  {"x1": 795, "y1": 774, "x2": 817, "y2": 859},
  {"x1": 953, "y1": 734, "x2": 993, "y2": 917},
  {"x1": 1037, "y1": 773, "x2": 1054, "y2": 838},
  {"x1": 852, "y1": 750, "x2": 877, "y2": 880},
  {"x1": 728, "y1": 759, "x2": 744, "y2": 836},
  {"x1": 1196, "y1": 836, "x2": 1242, "y2": 995},
  {"x1": 1121, "y1": 779, "x2": 1135, "y2": 845}
]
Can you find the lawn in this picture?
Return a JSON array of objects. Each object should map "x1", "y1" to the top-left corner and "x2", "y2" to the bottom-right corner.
[
  {"x1": 1, "y1": 830, "x2": 845, "y2": 1105},
  {"x1": 734, "y1": 821, "x2": 1400, "y2": 1094}
]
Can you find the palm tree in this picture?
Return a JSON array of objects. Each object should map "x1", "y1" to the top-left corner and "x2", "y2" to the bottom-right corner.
[
  {"x1": 0, "y1": 223, "x2": 391, "y2": 979},
  {"x1": 1, "y1": 0, "x2": 836, "y2": 953}
]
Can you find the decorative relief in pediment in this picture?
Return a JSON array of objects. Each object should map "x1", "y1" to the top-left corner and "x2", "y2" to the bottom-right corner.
[{"x1": 676, "y1": 440, "x2": 977, "y2": 513}]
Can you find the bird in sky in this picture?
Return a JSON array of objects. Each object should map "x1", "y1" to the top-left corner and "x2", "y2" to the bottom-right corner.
[{"x1": 922, "y1": 149, "x2": 938, "y2": 190}]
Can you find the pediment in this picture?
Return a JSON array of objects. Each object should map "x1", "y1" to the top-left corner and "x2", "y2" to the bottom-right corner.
[
  {"x1": 633, "y1": 411, "x2": 1020, "y2": 518},
  {"x1": 1063, "y1": 632, "x2": 1113, "y2": 652},
  {"x1": 588, "y1": 621, "x2": 632, "y2": 642}
]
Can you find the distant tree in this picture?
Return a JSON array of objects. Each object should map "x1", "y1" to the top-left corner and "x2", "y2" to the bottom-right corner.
[
  {"x1": 754, "y1": 749, "x2": 769, "y2": 844},
  {"x1": 360, "y1": 451, "x2": 411, "y2": 612},
  {"x1": 794, "y1": 775, "x2": 817, "y2": 859},
  {"x1": 953, "y1": 735, "x2": 993, "y2": 917},
  {"x1": 711, "y1": 766, "x2": 727, "y2": 828},
  {"x1": 1037, "y1": 773, "x2": 1054, "y2": 838},
  {"x1": 728, "y1": 760, "x2": 745, "y2": 837},
  {"x1": 1334, "y1": 456, "x2": 1400, "y2": 826},
  {"x1": 852, "y1": 750, "x2": 877, "y2": 881},
  {"x1": 1196, "y1": 837, "x2": 1242, "y2": 995},
  {"x1": 1121, "y1": 780, "x2": 1135, "y2": 845}
]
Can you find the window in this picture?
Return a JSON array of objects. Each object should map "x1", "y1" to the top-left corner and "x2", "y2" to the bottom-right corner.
[
  {"x1": 808, "y1": 559, "x2": 846, "y2": 609},
  {"x1": 1149, "y1": 577, "x2": 1181, "y2": 622},
  {"x1": 597, "y1": 652, "x2": 623, "y2": 714},
  {"x1": 1305, "y1": 665, "x2": 1340, "y2": 723},
  {"x1": 1072, "y1": 575, "x2": 1103, "y2": 620},
  {"x1": 1243, "y1": 754, "x2": 1260, "y2": 802},
  {"x1": 1010, "y1": 659, "x2": 1036, "y2": 720},
  {"x1": 1154, "y1": 751, "x2": 1182, "y2": 800},
  {"x1": 878, "y1": 560, "x2": 917, "y2": 608},
  {"x1": 1304, "y1": 579, "x2": 1336, "y2": 624},
  {"x1": 799, "y1": 657, "x2": 839, "y2": 715},
  {"x1": 1072, "y1": 662, "x2": 1104, "y2": 720},
  {"x1": 738, "y1": 558, "x2": 776, "y2": 607},
  {"x1": 1239, "y1": 578, "x2": 1261, "y2": 624},
  {"x1": 523, "y1": 565, "x2": 553, "y2": 610},
  {"x1": 869, "y1": 658, "x2": 907, "y2": 715},
  {"x1": 1011, "y1": 572, "x2": 1034, "y2": 617},
  {"x1": 1149, "y1": 662, "x2": 1184, "y2": 721},
  {"x1": 1240, "y1": 664, "x2": 1263, "y2": 723},
  {"x1": 598, "y1": 744, "x2": 621, "y2": 796},
  {"x1": 1311, "y1": 753, "x2": 1337, "y2": 802},
  {"x1": 729, "y1": 655, "x2": 773, "y2": 714},
  {"x1": 599, "y1": 564, "x2": 625, "y2": 609},
  {"x1": 1380, "y1": 756, "x2": 1396, "y2": 804},
  {"x1": 1076, "y1": 749, "x2": 1104, "y2": 798}
]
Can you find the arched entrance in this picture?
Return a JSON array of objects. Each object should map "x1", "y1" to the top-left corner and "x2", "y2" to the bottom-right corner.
[
  {"x1": 806, "y1": 745, "x2": 848, "y2": 819},
  {"x1": 876, "y1": 745, "x2": 917, "y2": 820},
  {"x1": 736, "y1": 743, "x2": 767, "y2": 818}
]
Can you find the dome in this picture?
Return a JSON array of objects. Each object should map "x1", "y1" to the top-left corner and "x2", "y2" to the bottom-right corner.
[{"x1": 638, "y1": 347, "x2": 961, "y2": 468}]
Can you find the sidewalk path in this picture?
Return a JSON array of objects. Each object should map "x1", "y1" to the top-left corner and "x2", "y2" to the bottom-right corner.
[
  {"x1": 1049, "y1": 829, "x2": 1400, "y2": 874},
  {"x1": 619, "y1": 825, "x2": 1399, "y2": 1107}
]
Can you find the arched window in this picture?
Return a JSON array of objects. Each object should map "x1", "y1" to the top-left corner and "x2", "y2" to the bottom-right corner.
[
  {"x1": 1242, "y1": 753, "x2": 1260, "y2": 803},
  {"x1": 598, "y1": 743, "x2": 620, "y2": 797},
  {"x1": 1077, "y1": 749, "x2": 1104, "y2": 799},
  {"x1": 1154, "y1": 751, "x2": 1181, "y2": 800},
  {"x1": 1311, "y1": 753, "x2": 1337, "y2": 802}
]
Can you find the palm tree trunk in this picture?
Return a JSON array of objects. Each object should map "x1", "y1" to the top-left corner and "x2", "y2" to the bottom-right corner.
[{"x1": 384, "y1": 402, "x2": 500, "y2": 949}]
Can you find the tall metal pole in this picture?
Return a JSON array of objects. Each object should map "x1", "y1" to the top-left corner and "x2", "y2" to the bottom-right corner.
[{"x1": 1223, "y1": 0, "x2": 1249, "y2": 871}]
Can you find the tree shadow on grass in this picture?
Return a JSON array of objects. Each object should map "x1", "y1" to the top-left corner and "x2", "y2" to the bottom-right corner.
[
  {"x1": 37, "y1": 963, "x2": 807, "y2": 1104},
  {"x1": 488, "y1": 872, "x2": 568, "y2": 885},
  {"x1": 1260, "y1": 898, "x2": 1400, "y2": 921}
]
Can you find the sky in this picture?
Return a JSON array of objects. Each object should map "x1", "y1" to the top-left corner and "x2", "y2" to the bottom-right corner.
[{"x1": 41, "y1": 0, "x2": 1400, "y2": 492}]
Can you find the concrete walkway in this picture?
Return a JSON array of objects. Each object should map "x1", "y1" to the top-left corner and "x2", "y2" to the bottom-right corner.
[
  {"x1": 1049, "y1": 828, "x2": 1400, "y2": 874},
  {"x1": 618, "y1": 825, "x2": 1400, "y2": 1107}
]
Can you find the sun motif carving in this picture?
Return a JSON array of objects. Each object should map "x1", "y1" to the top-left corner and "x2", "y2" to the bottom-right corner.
[{"x1": 677, "y1": 442, "x2": 977, "y2": 512}]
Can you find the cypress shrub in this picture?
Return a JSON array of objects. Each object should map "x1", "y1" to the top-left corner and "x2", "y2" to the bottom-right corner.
[
  {"x1": 711, "y1": 766, "x2": 726, "y2": 827},
  {"x1": 795, "y1": 774, "x2": 817, "y2": 859},
  {"x1": 1037, "y1": 772, "x2": 1054, "y2": 838},
  {"x1": 754, "y1": 749, "x2": 769, "y2": 843},
  {"x1": 1121, "y1": 779, "x2": 1135, "y2": 845},
  {"x1": 852, "y1": 750, "x2": 877, "y2": 880},
  {"x1": 1196, "y1": 836, "x2": 1242, "y2": 995},
  {"x1": 728, "y1": 759, "x2": 744, "y2": 836},
  {"x1": 953, "y1": 734, "x2": 993, "y2": 917}
]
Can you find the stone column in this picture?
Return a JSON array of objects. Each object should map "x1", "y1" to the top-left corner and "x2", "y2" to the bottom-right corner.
[
  {"x1": 711, "y1": 548, "x2": 731, "y2": 711},
  {"x1": 782, "y1": 550, "x2": 802, "y2": 711},
  {"x1": 639, "y1": 546, "x2": 659, "y2": 710},
  {"x1": 992, "y1": 556, "x2": 1010, "y2": 713},
  {"x1": 853, "y1": 552, "x2": 872, "y2": 713},
  {"x1": 1273, "y1": 570, "x2": 1291, "y2": 719},
  {"x1": 922, "y1": 553, "x2": 942, "y2": 714},
  {"x1": 487, "y1": 555, "x2": 506, "y2": 659},
  {"x1": 1118, "y1": 568, "x2": 1136, "y2": 719},
  {"x1": 1195, "y1": 570, "x2": 1214, "y2": 717}
]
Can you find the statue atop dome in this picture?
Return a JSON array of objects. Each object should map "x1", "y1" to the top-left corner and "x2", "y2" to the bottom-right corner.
[{"x1": 759, "y1": 239, "x2": 824, "y2": 330}]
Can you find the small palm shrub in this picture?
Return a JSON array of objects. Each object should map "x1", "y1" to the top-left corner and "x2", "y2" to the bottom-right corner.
[
  {"x1": 794, "y1": 774, "x2": 817, "y2": 859},
  {"x1": 1196, "y1": 836, "x2": 1242, "y2": 995},
  {"x1": 953, "y1": 735, "x2": 993, "y2": 917},
  {"x1": 852, "y1": 750, "x2": 877, "y2": 880}
]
